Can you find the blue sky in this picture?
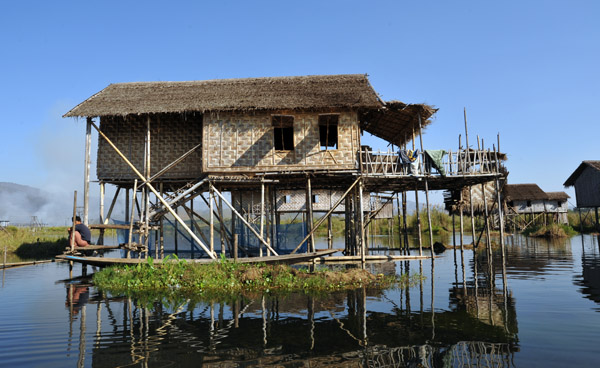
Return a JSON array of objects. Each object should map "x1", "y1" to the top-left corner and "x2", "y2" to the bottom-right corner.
[{"x1": 1, "y1": 1, "x2": 598, "y2": 222}]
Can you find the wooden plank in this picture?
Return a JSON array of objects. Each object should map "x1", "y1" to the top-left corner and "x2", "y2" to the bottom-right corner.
[
  {"x1": 56, "y1": 249, "x2": 339, "y2": 267},
  {"x1": 89, "y1": 224, "x2": 135, "y2": 230}
]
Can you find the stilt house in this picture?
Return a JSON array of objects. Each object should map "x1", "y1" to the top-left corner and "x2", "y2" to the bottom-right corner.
[
  {"x1": 564, "y1": 160, "x2": 600, "y2": 230},
  {"x1": 63, "y1": 74, "x2": 505, "y2": 261}
]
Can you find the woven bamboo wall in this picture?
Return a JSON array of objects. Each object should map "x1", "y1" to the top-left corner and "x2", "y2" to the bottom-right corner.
[
  {"x1": 240, "y1": 189, "x2": 371, "y2": 214},
  {"x1": 203, "y1": 111, "x2": 359, "y2": 172},
  {"x1": 97, "y1": 114, "x2": 203, "y2": 182}
]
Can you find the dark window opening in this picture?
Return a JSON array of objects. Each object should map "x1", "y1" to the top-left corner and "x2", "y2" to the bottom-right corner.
[
  {"x1": 319, "y1": 115, "x2": 339, "y2": 150},
  {"x1": 527, "y1": 200, "x2": 532, "y2": 207},
  {"x1": 312, "y1": 194, "x2": 319, "y2": 203},
  {"x1": 273, "y1": 115, "x2": 294, "y2": 150}
]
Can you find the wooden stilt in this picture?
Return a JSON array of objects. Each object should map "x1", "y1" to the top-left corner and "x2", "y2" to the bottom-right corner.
[
  {"x1": 210, "y1": 184, "x2": 215, "y2": 255},
  {"x1": 402, "y1": 191, "x2": 409, "y2": 255},
  {"x1": 83, "y1": 118, "x2": 92, "y2": 225},
  {"x1": 306, "y1": 177, "x2": 314, "y2": 253},
  {"x1": 70, "y1": 191, "x2": 77, "y2": 253},
  {"x1": 415, "y1": 185, "x2": 422, "y2": 256},
  {"x1": 98, "y1": 182, "x2": 105, "y2": 244},
  {"x1": 261, "y1": 181, "x2": 265, "y2": 256},
  {"x1": 358, "y1": 180, "x2": 366, "y2": 267},
  {"x1": 127, "y1": 181, "x2": 137, "y2": 259}
]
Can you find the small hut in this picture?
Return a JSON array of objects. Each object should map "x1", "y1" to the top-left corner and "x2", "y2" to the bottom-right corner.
[
  {"x1": 503, "y1": 184, "x2": 569, "y2": 230},
  {"x1": 564, "y1": 160, "x2": 600, "y2": 230}
]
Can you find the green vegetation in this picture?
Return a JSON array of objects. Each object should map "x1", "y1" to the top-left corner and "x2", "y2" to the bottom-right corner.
[
  {"x1": 524, "y1": 223, "x2": 578, "y2": 238},
  {"x1": 93, "y1": 255, "x2": 424, "y2": 298},
  {"x1": 567, "y1": 210, "x2": 599, "y2": 234},
  {"x1": 0, "y1": 226, "x2": 114, "y2": 260},
  {"x1": 0, "y1": 226, "x2": 70, "y2": 260}
]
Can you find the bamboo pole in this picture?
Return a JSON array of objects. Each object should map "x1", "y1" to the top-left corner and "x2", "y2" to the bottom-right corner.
[
  {"x1": 98, "y1": 182, "x2": 105, "y2": 244},
  {"x1": 210, "y1": 185, "x2": 215, "y2": 255},
  {"x1": 261, "y1": 181, "x2": 265, "y2": 256},
  {"x1": 415, "y1": 186, "x2": 422, "y2": 256},
  {"x1": 291, "y1": 176, "x2": 362, "y2": 254},
  {"x1": 211, "y1": 184, "x2": 278, "y2": 256},
  {"x1": 70, "y1": 191, "x2": 77, "y2": 253},
  {"x1": 306, "y1": 177, "x2": 315, "y2": 253},
  {"x1": 358, "y1": 180, "x2": 366, "y2": 267},
  {"x1": 83, "y1": 118, "x2": 92, "y2": 225},
  {"x1": 481, "y1": 182, "x2": 493, "y2": 276},
  {"x1": 127, "y1": 180, "x2": 137, "y2": 259}
]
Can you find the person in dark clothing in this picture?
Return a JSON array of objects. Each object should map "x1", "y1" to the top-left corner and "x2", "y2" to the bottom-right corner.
[{"x1": 68, "y1": 216, "x2": 91, "y2": 247}]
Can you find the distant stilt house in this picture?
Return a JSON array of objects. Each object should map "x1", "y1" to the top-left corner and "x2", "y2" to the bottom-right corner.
[
  {"x1": 503, "y1": 184, "x2": 569, "y2": 231},
  {"x1": 564, "y1": 160, "x2": 600, "y2": 230},
  {"x1": 63, "y1": 74, "x2": 506, "y2": 262}
]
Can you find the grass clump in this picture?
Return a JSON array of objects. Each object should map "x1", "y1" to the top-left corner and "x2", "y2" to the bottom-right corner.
[
  {"x1": 525, "y1": 224, "x2": 578, "y2": 238},
  {"x1": 93, "y1": 255, "x2": 422, "y2": 298}
]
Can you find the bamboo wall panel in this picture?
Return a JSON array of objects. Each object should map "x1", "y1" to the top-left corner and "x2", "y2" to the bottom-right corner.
[
  {"x1": 202, "y1": 111, "x2": 359, "y2": 172},
  {"x1": 97, "y1": 114, "x2": 202, "y2": 181},
  {"x1": 240, "y1": 189, "x2": 371, "y2": 213}
]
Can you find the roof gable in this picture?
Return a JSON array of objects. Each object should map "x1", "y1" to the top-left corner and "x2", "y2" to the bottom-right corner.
[
  {"x1": 503, "y1": 184, "x2": 548, "y2": 201},
  {"x1": 564, "y1": 160, "x2": 600, "y2": 187}
]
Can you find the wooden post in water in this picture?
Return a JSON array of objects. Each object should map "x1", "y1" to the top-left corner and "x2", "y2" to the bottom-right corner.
[
  {"x1": 415, "y1": 186, "x2": 423, "y2": 256},
  {"x1": 417, "y1": 114, "x2": 434, "y2": 253},
  {"x1": 358, "y1": 179, "x2": 366, "y2": 267},
  {"x1": 71, "y1": 191, "x2": 77, "y2": 253},
  {"x1": 83, "y1": 118, "x2": 92, "y2": 226},
  {"x1": 127, "y1": 180, "x2": 137, "y2": 259},
  {"x1": 210, "y1": 184, "x2": 215, "y2": 255},
  {"x1": 233, "y1": 234, "x2": 238, "y2": 262}
]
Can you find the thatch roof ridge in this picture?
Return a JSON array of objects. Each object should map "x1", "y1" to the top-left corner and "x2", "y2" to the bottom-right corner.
[
  {"x1": 564, "y1": 160, "x2": 600, "y2": 187},
  {"x1": 546, "y1": 191, "x2": 570, "y2": 201},
  {"x1": 503, "y1": 183, "x2": 549, "y2": 201},
  {"x1": 63, "y1": 74, "x2": 384, "y2": 118}
]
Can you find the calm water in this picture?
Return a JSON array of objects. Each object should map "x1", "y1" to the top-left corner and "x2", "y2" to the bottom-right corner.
[{"x1": 1, "y1": 234, "x2": 600, "y2": 367}]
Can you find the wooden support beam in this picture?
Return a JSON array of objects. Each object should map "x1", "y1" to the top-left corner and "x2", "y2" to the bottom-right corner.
[
  {"x1": 211, "y1": 184, "x2": 278, "y2": 256},
  {"x1": 83, "y1": 118, "x2": 92, "y2": 225},
  {"x1": 291, "y1": 176, "x2": 362, "y2": 254}
]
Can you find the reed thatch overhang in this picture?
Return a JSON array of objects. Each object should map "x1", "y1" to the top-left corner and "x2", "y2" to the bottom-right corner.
[
  {"x1": 63, "y1": 74, "x2": 437, "y2": 147},
  {"x1": 503, "y1": 184, "x2": 549, "y2": 202},
  {"x1": 563, "y1": 160, "x2": 600, "y2": 187},
  {"x1": 546, "y1": 192, "x2": 570, "y2": 201}
]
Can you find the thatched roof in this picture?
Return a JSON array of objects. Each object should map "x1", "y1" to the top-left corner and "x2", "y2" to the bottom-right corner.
[
  {"x1": 546, "y1": 192, "x2": 570, "y2": 201},
  {"x1": 64, "y1": 74, "x2": 383, "y2": 117},
  {"x1": 360, "y1": 101, "x2": 437, "y2": 147},
  {"x1": 64, "y1": 74, "x2": 437, "y2": 146},
  {"x1": 503, "y1": 184, "x2": 548, "y2": 201},
  {"x1": 564, "y1": 160, "x2": 600, "y2": 187}
]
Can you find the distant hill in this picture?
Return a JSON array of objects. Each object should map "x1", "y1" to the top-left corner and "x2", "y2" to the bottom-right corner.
[{"x1": 0, "y1": 182, "x2": 51, "y2": 224}]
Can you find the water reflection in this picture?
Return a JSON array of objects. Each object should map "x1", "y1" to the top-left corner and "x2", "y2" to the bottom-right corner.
[
  {"x1": 54, "y1": 258, "x2": 520, "y2": 367},
  {"x1": 3, "y1": 234, "x2": 597, "y2": 367},
  {"x1": 575, "y1": 235, "x2": 600, "y2": 310}
]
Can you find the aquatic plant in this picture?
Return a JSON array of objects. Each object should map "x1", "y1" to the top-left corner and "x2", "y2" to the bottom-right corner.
[{"x1": 93, "y1": 256, "x2": 423, "y2": 299}]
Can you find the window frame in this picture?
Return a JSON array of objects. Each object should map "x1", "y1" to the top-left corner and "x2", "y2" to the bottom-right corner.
[
  {"x1": 272, "y1": 115, "x2": 295, "y2": 151},
  {"x1": 318, "y1": 114, "x2": 339, "y2": 151}
]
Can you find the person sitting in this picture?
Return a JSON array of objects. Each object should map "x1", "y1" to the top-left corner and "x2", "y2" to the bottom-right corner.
[{"x1": 68, "y1": 216, "x2": 92, "y2": 247}]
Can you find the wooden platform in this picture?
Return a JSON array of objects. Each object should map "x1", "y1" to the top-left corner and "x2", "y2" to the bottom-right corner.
[
  {"x1": 56, "y1": 249, "x2": 340, "y2": 267},
  {"x1": 71, "y1": 245, "x2": 121, "y2": 251}
]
